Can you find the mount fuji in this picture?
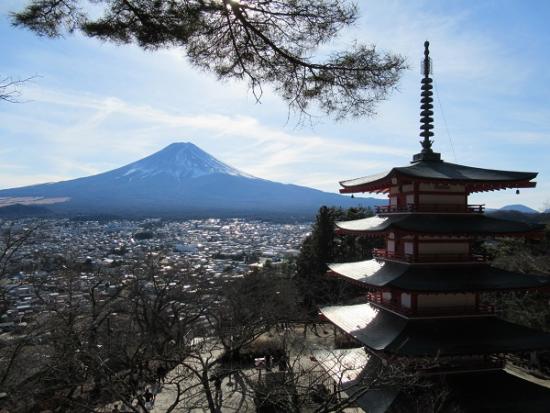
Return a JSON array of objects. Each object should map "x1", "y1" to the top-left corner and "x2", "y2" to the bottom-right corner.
[{"x1": 0, "y1": 142, "x2": 384, "y2": 218}]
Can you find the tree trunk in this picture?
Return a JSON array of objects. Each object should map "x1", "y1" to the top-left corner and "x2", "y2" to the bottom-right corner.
[{"x1": 202, "y1": 372, "x2": 220, "y2": 413}]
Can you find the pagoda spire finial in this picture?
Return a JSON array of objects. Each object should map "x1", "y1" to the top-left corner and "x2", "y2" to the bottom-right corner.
[{"x1": 413, "y1": 40, "x2": 441, "y2": 163}]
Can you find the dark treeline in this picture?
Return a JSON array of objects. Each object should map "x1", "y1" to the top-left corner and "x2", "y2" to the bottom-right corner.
[{"x1": 295, "y1": 206, "x2": 383, "y2": 310}]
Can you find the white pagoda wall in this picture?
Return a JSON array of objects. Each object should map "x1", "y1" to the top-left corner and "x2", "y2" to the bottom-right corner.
[
  {"x1": 417, "y1": 293, "x2": 475, "y2": 308},
  {"x1": 418, "y1": 183, "x2": 465, "y2": 192},
  {"x1": 418, "y1": 242, "x2": 469, "y2": 255},
  {"x1": 418, "y1": 194, "x2": 466, "y2": 205}
]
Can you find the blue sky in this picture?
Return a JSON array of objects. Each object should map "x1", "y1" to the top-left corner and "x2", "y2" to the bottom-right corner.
[{"x1": 1, "y1": 0, "x2": 549, "y2": 210}]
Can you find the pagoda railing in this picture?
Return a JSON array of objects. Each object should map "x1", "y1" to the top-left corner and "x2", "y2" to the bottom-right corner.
[
  {"x1": 420, "y1": 357, "x2": 505, "y2": 375},
  {"x1": 372, "y1": 248, "x2": 488, "y2": 263},
  {"x1": 376, "y1": 204, "x2": 485, "y2": 214},
  {"x1": 367, "y1": 292, "x2": 495, "y2": 317}
]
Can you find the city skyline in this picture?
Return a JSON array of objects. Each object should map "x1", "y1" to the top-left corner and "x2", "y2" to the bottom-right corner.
[{"x1": 1, "y1": 1, "x2": 549, "y2": 210}]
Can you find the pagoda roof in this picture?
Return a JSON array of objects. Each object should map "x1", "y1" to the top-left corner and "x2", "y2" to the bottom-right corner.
[
  {"x1": 313, "y1": 352, "x2": 550, "y2": 413},
  {"x1": 327, "y1": 259, "x2": 550, "y2": 292},
  {"x1": 447, "y1": 369, "x2": 550, "y2": 413},
  {"x1": 312, "y1": 347, "x2": 376, "y2": 387},
  {"x1": 335, "y1": 214, "x2": 544, "y2": 236},
  {"x1": 312, "y1": 348, "x2": 399, "y2": 413},
  {"x1": 339, "y1": 160, "x2": 537, "y2": 194},
  {"x1": 320, "y1": 303, "x2": 550, "y2": 357}
]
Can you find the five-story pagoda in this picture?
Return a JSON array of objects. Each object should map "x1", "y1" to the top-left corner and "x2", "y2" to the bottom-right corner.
[{"x1": 315, "y1": 42, "x2": 550, "y2": 412}]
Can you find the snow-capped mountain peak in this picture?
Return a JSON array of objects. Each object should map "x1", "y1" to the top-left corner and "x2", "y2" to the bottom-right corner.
[
  {"x1": 118, "y1": 142, "x2": 254, "y2": 180},
  {"x1": 0, "y1": 141, "x2": 385, "y2": 218}
]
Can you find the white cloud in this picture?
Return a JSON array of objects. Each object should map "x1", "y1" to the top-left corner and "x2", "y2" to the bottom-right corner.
[
  {"x1": 1, "y1": 85, "x2": 410, "y2": 191},
  {"x1": 0, "y1": 174, "x2": 70, "y2": 189},
  {"x1": 1, "y1": 0, "x2": 548, "y2": 209}
]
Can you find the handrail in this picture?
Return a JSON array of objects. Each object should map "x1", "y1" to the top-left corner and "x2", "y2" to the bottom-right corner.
[
  {"x1": 366, "y1": 292, "x2": 495, "y2": 316},
  {"x1": 376, "y1": 204, "x2": 485, "y2": 214},
  {"x1": 372, "y1": 248, "x2": 488, "y2": 263}
]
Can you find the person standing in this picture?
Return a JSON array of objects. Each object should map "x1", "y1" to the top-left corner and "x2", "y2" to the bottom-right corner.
[
  {"x1": 214, "y1": 375, "x2": 222, "y2": 407},
  {"x1": 143, "y1": 388, "x2": 154, "y2": 411},
  {"x1": 151, "y1": 381, "x2": 161, "y2": 401}
]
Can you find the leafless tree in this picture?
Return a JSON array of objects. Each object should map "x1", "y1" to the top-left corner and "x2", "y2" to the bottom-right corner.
[{"x1": 0, "y1": 75, "x2": 35, "y2": 103}]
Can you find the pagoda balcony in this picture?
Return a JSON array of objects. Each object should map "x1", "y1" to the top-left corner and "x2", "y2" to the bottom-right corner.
[
  {"x1": 375, "y1": 204, "x2": 485, "y2": 214},
  {"x1": 367, "y1": 292, "x2": 495, "y2": 318},
  {"x1": 372, "y1": 248, "x2": 488, "y2": 263},
  {"x1": 418, "y1": 357, "x2": 505, "y2": 375}
]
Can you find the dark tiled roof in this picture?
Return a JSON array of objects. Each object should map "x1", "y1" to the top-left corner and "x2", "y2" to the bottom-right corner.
[
  {"x1": 340, "y1": 160, "x2": 537, "y2": 190},
  {"x1": 320, "y1": 303, "x2": 550, "y2": 357},
  {"x1": 314, "y1": 349, "x2": 550, "y2": 413},
  {"x1": 448, "y1": 369, "x2": 550, "y2": 413},
  {"x1": 312, "y1": 348, "x2": 398, "y2": 413},
  {"x1": 394, "y1": 369, "x2": 550, "y2": 413},
  {"x1": 335, "y1": 214, "x2": 544, "y2": 235},
  {"x1": 328, "y1": 259, "x2": 550, "y2": 292}
]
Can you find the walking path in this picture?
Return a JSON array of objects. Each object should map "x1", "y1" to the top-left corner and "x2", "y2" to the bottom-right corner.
[{"x1": 103, "y1": 324, "x2": 352, "y2": 412}]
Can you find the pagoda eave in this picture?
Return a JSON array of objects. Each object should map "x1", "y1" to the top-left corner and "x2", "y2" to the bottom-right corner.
[
  {"x1": 339, "y1": 183, "x2": 390, "y2": 194},
  {"x1": 334, "y1": 277, "x2": 550, "y2": 296},
  {"x1": 326, "y1": 260, "x2": 550, "y2": 292},
  {"x1": 320, "y1": 303, "x2": 550, "y2": 358},
  {"x1": 336, "y1": 228, "x2": 544, "y2": 239},
  {"x1": 339, "y1": 178, "x2": 536, "y2": 195},
  {"x1": 312, "y1": 347, "x2": 400, "y2": 413},
  {"x1": 466, "y1": 180, "x2": 536, "y2": 193},
  {"x1": 335, "y1": 214, "x2": 545, "y2": 237},
  {"x1": 339, "y1": 167, "x2": 537, "y2": 195},
  {"x1": 313, "y1": 362, "x2": 550, "y2": 413}
]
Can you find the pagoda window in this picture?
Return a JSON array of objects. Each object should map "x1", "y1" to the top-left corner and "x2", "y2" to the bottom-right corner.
[
  {"x1": 404, "y1": 241, "x2": 414, "y2": 255},
  {"x1": 401, "y1": 293, "x2": 412, "y2": 309},
  {"x1": 387, "y1": 239, "x2": 396, "y2": 253},
  {"x1": 382, "y1": 291, "x2": 392, "y2": 302}
]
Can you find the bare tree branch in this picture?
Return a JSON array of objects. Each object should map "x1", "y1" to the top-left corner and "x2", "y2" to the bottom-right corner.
[
  {"x1": 0, "y1": 76, "x2": 35, "y2": 103},
  {"x1": 12, "y1": 0, "x2": 407, "y2": 120}
]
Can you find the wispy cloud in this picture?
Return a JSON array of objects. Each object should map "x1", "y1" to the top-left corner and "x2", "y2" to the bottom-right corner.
[
  {"x1": 0, "y1": 85, "x2": 410, "y2": 191},
  {"x1": 1, "y1": 0, "x2": 549, "y2": 209}
]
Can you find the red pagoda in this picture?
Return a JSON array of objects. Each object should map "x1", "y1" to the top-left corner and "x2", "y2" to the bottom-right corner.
[{"x1": 315, "y1": 42, "x2": 550, "y2": 412}]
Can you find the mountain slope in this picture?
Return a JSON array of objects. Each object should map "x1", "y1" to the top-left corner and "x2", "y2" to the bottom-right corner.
[
  {"x1": 0, "y1": 204, "x2": 53, "y2": 218},
  {"x1": 499, "y1": 204, "x2": 538, "y2": 214},
  {"x1": 0, "y1": 142, "x2": 384, "y2": 218},
  {"x1": 114, "y1": 142, "x2": 254, "y2": 180}
]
